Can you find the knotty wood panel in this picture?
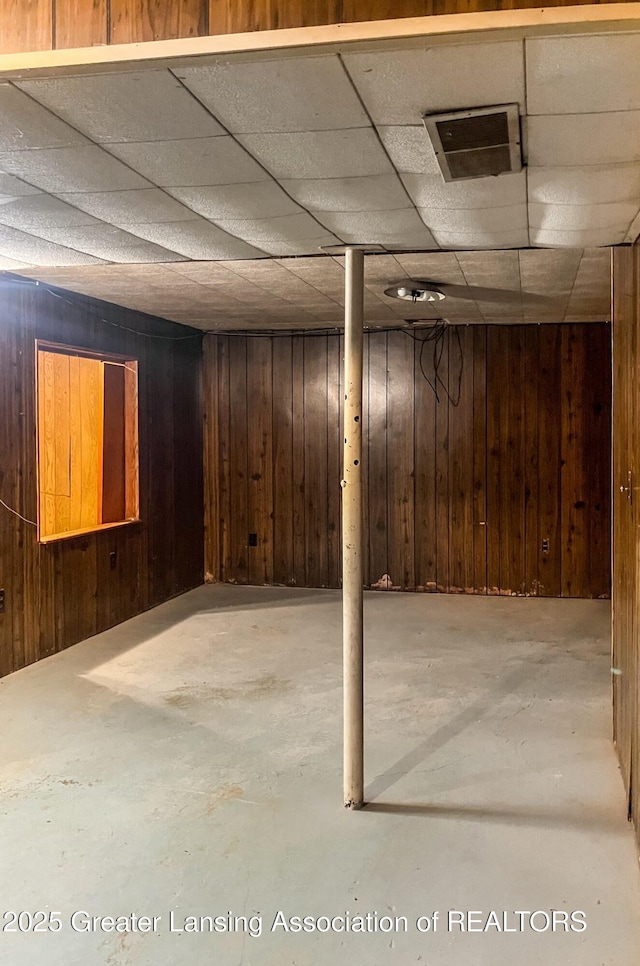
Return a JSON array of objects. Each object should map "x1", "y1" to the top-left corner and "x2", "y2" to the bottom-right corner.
[
  {"x1": 54, "y1": 0, "x2": 108, "y2": 47},
  {"x1": 204, "y1": 323, "x2": 610, "y2": 598},
  {"x1": 0, "y1": 274, "x2": 203, "y2": 679},
  {"x1": 109, "y1": 0, "x2": 208, "y2": 44},
  {"x1": 0, "y1": 0, "x2": 52, "y2": 53},
  {"x1": 207, "y1": 0, "x2": 635, "y2": 35},
  {"x1": 1, "y1": 0, "x2": 633, "y2": 54}
]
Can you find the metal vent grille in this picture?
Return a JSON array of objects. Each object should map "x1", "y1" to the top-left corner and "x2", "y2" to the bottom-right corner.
[{"x1": 423, "y1": 104, "x2": 522, "y2": 183}]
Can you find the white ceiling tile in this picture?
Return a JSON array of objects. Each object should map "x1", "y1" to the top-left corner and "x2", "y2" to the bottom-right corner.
[
  {"x1": 55, "y1": 188, "x2": 198, "y2": 226},
  {"x1": 211, "y1": 212, "x2": 335, "y2": 243},
  {"x1": 167, "y1": 182, "x2": 300, "y2": 219},
  {"x1": 528, "y1": 113, "x2": 640, "y2": 167},
  {"x1": 313, "y1": 208, "x2": 436, "y2": 246},
  {"x1": 0, "y1": 145, "x2": 150, "y2": 192},
  {"x1": 236, "y1": 130, "x2": 392, "y2": 179},
  {"x1": 230, "y1": 237, "x2": 339, "y2": 257},
  {"x1": 431, "y1": 228, "x2": 529, "y2": 249},
  {"x1": 402, "y1": 171, "x2": 526, "y2": 210},
  {"x1": 0, "y1": 225, "x2": 105, "y2": 266},
  {"x1": 107, "y1": 137, "x2": 266, "y2": 186},
  {"x1": 0, "y1": 195, "x2": 98, "y2": 230},
  {"x1": 280, "y1": 174, "x2": 410, "y2": 212},
  {"x1": 529, "y1": 201, "x2": 639, "y2": 232},
  {"x1": 0, "y1": 83, "x2": 88, "y2": 152},
  {"x1": 526, "y1": 34, "x2": 640, "y2": 115},
  {"x1": 29, "y1": 225, "x2": 185, "y2": 263},
  {"x1": 15, "y1": 247, "x2": 610, "y2": 327},
  {"x1": 343, "y1": 42, "x2": 525, "y2": 125},
  {"x1": 531, "y1": 227, "x2": 626, "y2": 247},
  {"x1": 123, "y1": 221, "x2": 266, "y2": 259},
  {"x1": 174, "y1": 56, "x2": 368, "y2": 133},
  {"x1": 377, "y1": 126, "x2": 441, "y2": 176},
  {"x1": 393, "y1": 251, "x2": 466, "y2": 283},
  {"x1": 0, "y1": 256, "x2": 29, "y2": 270},
  {"x1": 528, "y1": 164, "x2": 640, "y2": 205},
  {"x1": 420, "y1": 205, "x2": 528, "y2": 233},
  {"x1": 0, "y1": 173, "x2": 41, "y2": 200},
  {"x1": 17, "y1": 70, "x2": 225, "y2": 143}
]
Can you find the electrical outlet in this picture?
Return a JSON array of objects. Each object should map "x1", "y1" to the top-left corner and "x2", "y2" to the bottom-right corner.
[
  {"x1": 0, "y1": 589, "x2": 4, "y2": 613},
  {"x1": 109, "y1": 551, "x2": 117, "y2": 570},
  {"x1": 542, "y1": 538, "x2": 550, "y2": 554}
]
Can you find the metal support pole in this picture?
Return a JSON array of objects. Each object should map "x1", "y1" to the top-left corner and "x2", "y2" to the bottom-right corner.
[{"x1": 342, "y1": 247, "x2": 364, "y2": 810}]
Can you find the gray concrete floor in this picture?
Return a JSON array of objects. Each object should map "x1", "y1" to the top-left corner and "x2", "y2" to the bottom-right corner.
[{"x1": 1, "y1": 586, "x2": 639, "y2": 966}]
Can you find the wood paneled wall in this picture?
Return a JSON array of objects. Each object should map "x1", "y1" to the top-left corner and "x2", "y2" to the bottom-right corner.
[
  {"x1": 0, "y1": 275, "x2": 203, "y2": 678},
  {"x1": 0, "y1": 0, "x2": 633, "y2": 53},
  {"x1": 612, "y1": 243, "x2": 640, "y2": 846},
  {"x1": 204, "y1": 323, "x2": 611, "y2": 599}
]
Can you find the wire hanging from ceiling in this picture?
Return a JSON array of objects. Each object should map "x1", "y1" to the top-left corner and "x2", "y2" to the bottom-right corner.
[{"x1": 402, "y1": 320, "x2": 464, "y2": 407}]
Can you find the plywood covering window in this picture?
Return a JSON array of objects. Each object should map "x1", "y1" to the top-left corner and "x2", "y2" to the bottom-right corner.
[{"x1": 36, "y1": 342, "x2": 139, "y2": 543}]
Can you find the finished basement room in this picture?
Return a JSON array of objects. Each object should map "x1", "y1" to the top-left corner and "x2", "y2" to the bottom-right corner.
[{"x1": 1, "y1": 3, "x2": 640, "y2": 965}]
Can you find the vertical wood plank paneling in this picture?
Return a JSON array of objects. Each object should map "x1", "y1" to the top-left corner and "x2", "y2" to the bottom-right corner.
[
  {"x1": 503, "y1": 326, "x2": 525, "y2": 594},
  {"x1": 486, "y1": 329, "x2": 501, "y2": 595},
  {"x1": 523, "y1": 326, "x2": 539, "y2": 596},
  {"x1": 586, "y1": 323, "x2": 612, "y2": 599},
  {"x1": 612, "y1": 246, "x2": 635, "y2": 810},
  {"x1": 110, "y1": 0, "x2": 208, "y2": 44},
  {"x1": 203, "y1": 335, "x2": 219, "y2": 582},
  {"x1": 434, "y1": 334, "x2": 450, "y2": 592},
  {"x1": 272, "y1": 337, "x2": 294, "y2": 585},
  {"x1": 386, "y1": 331, "x2": 415, "y2": 589},
  {"x1": 246, "y1": 337, "x2": 274, "y2": 585},
  {"x1": 206, "y1": 0, "x2": 625, "y2": 39},
  {"x1": 367, "y1": 332, "x2": 388, "y2": 585},
  {"x1": 414, "y1": 332, "x2": 437, "y2": 591},
  {"x1": 217, "y1": 336, "x2": 231, "y2": 582},
  {"x1": 633, "y1": 244, "x2": 640, "y2": 842},
  {"x1": 0, "y1": 275, "x2": 203, "y2": 680},
  {"x1": 205, "y1": 323, "x2": 611, "y2": 601},
  {"x1": 146, "y1": 338, "x2": 176, "y2": 604},
  {"x1": 228, "y1": 336, "x2": 248, "y2": 582},
  {"x1": 342, "y1": 0, "x2": 434, "y2": 20},
  {"x1": 303, "y1": 337, "x2": 329, "y2": 586},
  {"x1": 561, "y1": 325, "x2": 589, "y2": 598},
  {"x1": 448, "y1": 326, "x2": 474, "y2": 593},
  {"x1": 1, "y1": 0, "x2": 632, "y2": 55},
  {"x1": 472, "y1": 326, "x2": 487, "y2": 594},
  {"x1": 538, "y1": 324, "x2": 562, "y2": 597},
  {"x1": 359, "y1": 333, "x2": 368, "y2": 589},
  {"x1": 54, "y1": 0, "x2": 108, "y2": 48},
  {"x1": 291, "y1": 335, "x2": 306, "y2": 587},
  {"x1": 0, "y1": 0, "x2": 52, "y2": 53},
  {"x1": 326, "y1": 333, "x2": 342, "y2": 589},
  {"x1": 173, "y1": 334, "x2": 203, "y2": 595}
]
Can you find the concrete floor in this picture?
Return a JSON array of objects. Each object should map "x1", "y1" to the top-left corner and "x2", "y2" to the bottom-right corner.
[{"x1": 1, "y1": 586, "x2": 639, "y2": 966}]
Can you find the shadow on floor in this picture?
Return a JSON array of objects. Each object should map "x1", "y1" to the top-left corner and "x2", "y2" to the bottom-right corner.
[
  {"x1": 365, "y1": 652, "x2": 551, "y2": 800},
  {"x1": 362, "y1": 800, "x2": 622, "y2": 833}
]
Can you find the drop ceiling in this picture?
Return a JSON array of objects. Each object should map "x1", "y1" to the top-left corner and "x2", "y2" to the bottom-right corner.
[
  {"x1": 13, "y1": 248, "x2": 610, "y2": 330},
  {"x1": 0, "y1": 15, "x2": 632, "y2": 325}
]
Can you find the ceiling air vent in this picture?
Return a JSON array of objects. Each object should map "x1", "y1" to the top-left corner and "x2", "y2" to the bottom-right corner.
[{"x1": 423, "y1": 104, "x2": 522, "y2": 183}]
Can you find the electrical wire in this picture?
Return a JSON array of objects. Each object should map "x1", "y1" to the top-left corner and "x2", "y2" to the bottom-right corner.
[
  {"x1": 0, "y1": 497, "x2": 37, "y2": 527},
  {"x1": 400, "y1": 320, "x2": 464, "y2": 407}
]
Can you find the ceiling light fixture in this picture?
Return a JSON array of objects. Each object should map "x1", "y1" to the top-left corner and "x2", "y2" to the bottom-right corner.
[{"x1": 384, "y1": 282, "x2": 446, "y2": 303}]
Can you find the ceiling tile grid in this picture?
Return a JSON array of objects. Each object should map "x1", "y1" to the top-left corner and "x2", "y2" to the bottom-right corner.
[
  {"x1": 12, "y1": 248, "x2": 610, "y2": 330},
  {"x1": 0, "y1": 22, "x2": 637, "y2": 305}
]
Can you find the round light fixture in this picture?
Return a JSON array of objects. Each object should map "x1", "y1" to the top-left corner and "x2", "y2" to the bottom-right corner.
[{"x1": 384, "y1": 282, "x2": 446, "y2": 303}]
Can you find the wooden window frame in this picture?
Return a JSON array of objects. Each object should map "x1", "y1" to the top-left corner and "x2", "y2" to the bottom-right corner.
[{"x1": 35, "y1": 340, "x2": 140, "y2": 544}]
